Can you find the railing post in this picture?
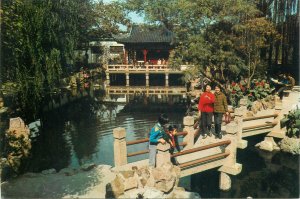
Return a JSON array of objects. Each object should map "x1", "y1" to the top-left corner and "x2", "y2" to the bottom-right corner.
[
  {"x1": 223, "y1": 122, "x2": 238, "y2": 166},
  {"x1": 146, "y1": 73, "x2": 149, "y2": 87},
  {"x1": 126, "y1": 73, "x2": 129, "y2": 87},
  {"x1": 183, "y1": 116, "x2": 194, "y2": 150},
  {"x1": 156, "y1": 143, "x2": 171, "y2": 167},
  {"x1": 218, "y1": 122, "x2": 242, "y2": 191},
  {"x1": 235, "y1": 113, "x2": 248, "y2": 149},
  {"x1": 165, "y1": 73, "x2": 169, "y2": 87},
  {"x1": 113, "y1": 127, "x2": 127, "y2": 167}
]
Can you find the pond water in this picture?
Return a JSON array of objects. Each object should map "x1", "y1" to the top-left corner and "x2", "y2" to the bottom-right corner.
[{"x1": 21, "y1": 96, "x2": 300, "y2": 198}]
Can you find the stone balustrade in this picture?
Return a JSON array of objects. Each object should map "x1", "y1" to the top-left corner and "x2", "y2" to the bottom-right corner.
[{"x1": 113, "y1": 115, "x2": 242, "y2": 191}]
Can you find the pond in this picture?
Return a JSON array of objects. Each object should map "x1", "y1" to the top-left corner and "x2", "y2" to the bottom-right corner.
[{"x1": 15, "y1": 95, "x2": 300, "y2": 198}]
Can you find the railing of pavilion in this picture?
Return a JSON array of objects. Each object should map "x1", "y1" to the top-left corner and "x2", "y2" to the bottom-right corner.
[{"x1": 107, "y1": 64, "x2": 188, "y2": 72}]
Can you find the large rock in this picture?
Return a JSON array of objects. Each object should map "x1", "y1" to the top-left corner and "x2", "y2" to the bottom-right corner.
[
  {"x1": 106, "y1": 174, "x2": 125, "y2": 198},
  {"x1": 124, "y1": 176, "x2": 138, "y2": 191},
  {"x1": 255, "y1": 140, "x2": 274, "y2": 152},
  {"x1": 251, "y1": 101, "x2": 263, "y2": 114},
  {"x1": 152, "y1": 163, "x2": 180, "y2": 193},
  {"x1": 279, "y1": 137, "x2": 300, "y2": 154},
  {"x1": 107, "y1": 163, "x2": 181, "y2": 197},
  {"x1": 143, "y1": 188, "x2": 165, "y2": 199},
  {"x1": 255, "y1": 137, "x2": 280, "y2": 152}
]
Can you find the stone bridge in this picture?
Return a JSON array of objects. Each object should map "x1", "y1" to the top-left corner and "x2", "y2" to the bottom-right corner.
[{"x1": 112, "y1": 88, "x2": 300, "y2": 191}]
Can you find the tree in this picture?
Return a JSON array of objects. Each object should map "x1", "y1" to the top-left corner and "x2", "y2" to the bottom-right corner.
[
  {"x1": 259, "y1": 0, "x2": 299, "y2": 70},
  {"x1": 1, "y1": 0, "x2": 94, "y2": 121},
  {"x1": 233, "y1": 17, "x2": 280, "y2": 87}
]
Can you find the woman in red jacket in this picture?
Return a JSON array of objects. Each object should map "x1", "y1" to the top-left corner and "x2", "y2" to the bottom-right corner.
[{"x1": 198, "y1": 84, "x2": 215, "y2": 138}]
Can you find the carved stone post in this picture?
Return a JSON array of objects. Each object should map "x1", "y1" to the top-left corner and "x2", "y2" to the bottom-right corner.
[
  {"x1": 218, "y1": 122, "x2": 242, "y2": 191},
  {"x1": 219, "y1": 172, "x2": 231, "y2": 191},
  {"x1": 156, "y1": 143, "x2": 171, "y2": 167},
  {"x1": 235, "y1": 115, "x2": 247, "y2": 149},
  {"x1": 113, "y1": 127, "x2": 127, "y2": 167},
  {"x1": 224, "y1": 122, "x2": 238, "y2": 166},
  {"x1": 183, "y1": 116, "x2": 194, "y2": 150}
]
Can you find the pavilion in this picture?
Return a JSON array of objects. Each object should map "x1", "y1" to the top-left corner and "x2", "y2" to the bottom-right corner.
[{"x1": 113, "y1": 25, "x2": 175, "y2": 65}]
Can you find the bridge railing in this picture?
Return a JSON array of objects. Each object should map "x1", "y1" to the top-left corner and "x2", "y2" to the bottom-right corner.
[
  {"x1": 171, "y1": 140, "x2": 231, "y2": 169},
  {"x1": 126, "y1": 131, "x2": 188, "y2": 158},
  {"x1": 152, "y1": 117, "x2": 242, "y2": 185},
  {"x1": 233, "y1": 99, "x2": 279, "y2": 149},
  {"x1": 113, "y1": 116, "x2": 194, "y2": 167}
]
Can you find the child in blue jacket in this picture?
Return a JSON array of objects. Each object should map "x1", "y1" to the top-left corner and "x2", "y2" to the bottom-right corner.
[{"x1": 149, "y1": 113, "x2": 169, "y2": 167}]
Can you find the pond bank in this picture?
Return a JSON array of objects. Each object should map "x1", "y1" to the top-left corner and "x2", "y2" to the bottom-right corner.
[{"x1": 1, "y1": 164, "x2": 115, "y2": 198}]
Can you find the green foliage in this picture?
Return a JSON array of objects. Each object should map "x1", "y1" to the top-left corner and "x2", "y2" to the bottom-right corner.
[
  {"x1": 1, "y1": 0, "x2": 94, "y2": 120},
  {"x1": 4, "y1": 130, "x2": 31, "y2": 173},
  {"x1": 121, "y1": 0, "x2": 283, "y2": 85},
  {"x1": 228, "y1": 83, "x2": 244, "y2": 107},
  {"x1": 226, "y1": 79, "x2": 274, "y2": 107},
  {"x1": 282, "y1": 109, "x2": 300, "y2": 138}
]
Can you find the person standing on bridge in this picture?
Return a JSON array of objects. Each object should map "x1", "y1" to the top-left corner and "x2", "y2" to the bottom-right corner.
[
  {"x1": 148, "y1": 113, "x2": 169, "y2": 167},
  {"x1": 198, "y1": 84, "x2": 215, "y2": 139},
  {"x1": 213, "y1": 85, "x2": 229, "y2": 139}
]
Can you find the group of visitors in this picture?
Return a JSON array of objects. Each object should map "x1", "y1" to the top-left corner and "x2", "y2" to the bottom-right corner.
[
  {"x1": 198, "y1": 84, "x2": 229, "y2": 139},
  {"x1": 148, "y1": 84, "x2": 229, "y2": 168},
  {"x1": 148, "y1": 72, "x2": 296, "y2": 168}
]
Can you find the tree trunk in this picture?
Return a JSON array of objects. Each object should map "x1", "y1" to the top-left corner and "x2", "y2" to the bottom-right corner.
[
  {"x1": 268, "y1": 38, "x2": 273, "y2": 71},
  {"x1": 275, "y1": 41, "x2": 280, "y2": 66}
]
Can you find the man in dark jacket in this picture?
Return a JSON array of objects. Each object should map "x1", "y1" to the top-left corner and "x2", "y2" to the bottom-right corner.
[{"x1": 213, "y1": 85, "x2": 228, "y2": 139}]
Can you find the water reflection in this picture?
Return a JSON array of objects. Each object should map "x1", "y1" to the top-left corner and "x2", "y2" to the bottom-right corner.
[{"x1": 26, "y1": 94, "x2": 185, "y2": 171}]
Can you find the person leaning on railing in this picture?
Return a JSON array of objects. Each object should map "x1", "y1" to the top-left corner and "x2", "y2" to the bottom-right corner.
[
  {"x1": 148, "y1": 113, "x2": 169, "y2": 168},
  {"x1": 165, "y1": 125, "x2": 181, "y2": 165}
]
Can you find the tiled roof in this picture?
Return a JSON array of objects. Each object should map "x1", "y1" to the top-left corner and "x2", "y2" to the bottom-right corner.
[{"x1": 114, "y1": 25, "x2": 175, "y2": 44}]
